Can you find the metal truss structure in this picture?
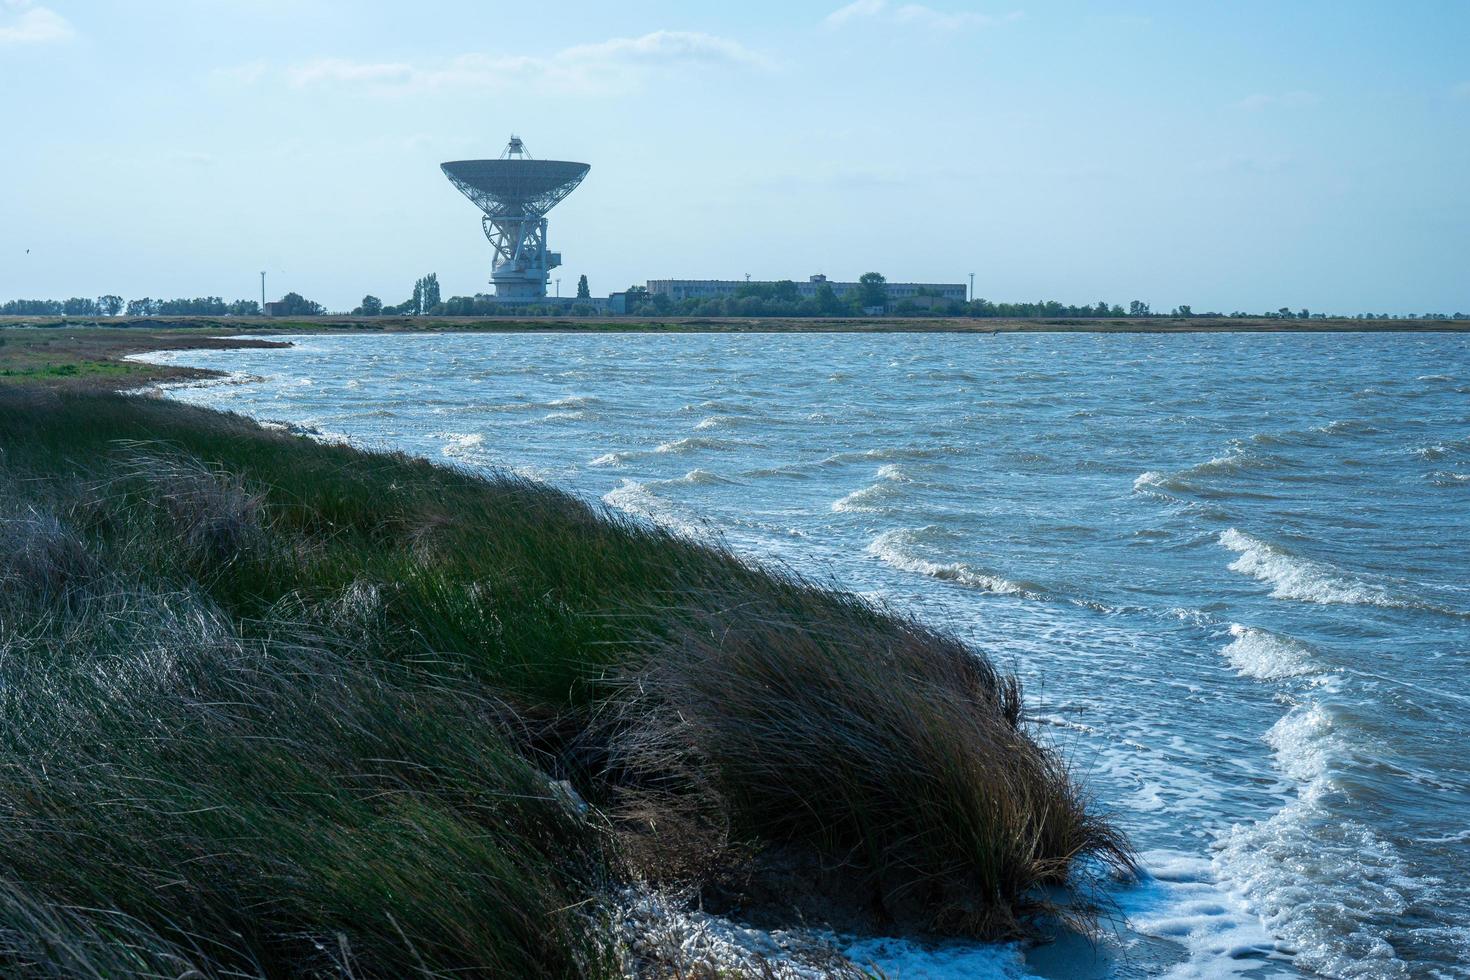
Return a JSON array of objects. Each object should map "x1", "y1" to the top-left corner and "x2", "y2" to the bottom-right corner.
[{"x1": 441, "y1": 137, "x2": 590, "y2": 300}]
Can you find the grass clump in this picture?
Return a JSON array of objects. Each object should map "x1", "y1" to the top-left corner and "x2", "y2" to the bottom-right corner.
[{"x1": 0, "y1": 388, "x2": 1131, "y2": 975}]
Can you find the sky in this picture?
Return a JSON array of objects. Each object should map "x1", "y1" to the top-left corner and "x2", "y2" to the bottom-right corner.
[{"x1": 1, "y1": 0, "x2": 1467, "y2": 314}]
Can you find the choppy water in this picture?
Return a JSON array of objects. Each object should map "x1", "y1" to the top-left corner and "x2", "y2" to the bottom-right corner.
[{"x1": 139, "y1": 332, "x2": 1470, "y2": 978}]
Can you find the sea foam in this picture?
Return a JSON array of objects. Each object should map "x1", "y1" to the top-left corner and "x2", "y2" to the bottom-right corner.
[
  {"x1": 1218, "y1": 528, "x2": 1396, "y2": 609},
  {"x1": 867, "y1": 528, "x2": 1039, "y2": 598},
  {"x1": 1221, "y1": 624, "x2": 1319, "y2": 680}
]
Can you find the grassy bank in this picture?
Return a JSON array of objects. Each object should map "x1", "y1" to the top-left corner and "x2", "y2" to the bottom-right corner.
[{"x1": 0, "y1": 383, "x2": 1130, "y2": 976}]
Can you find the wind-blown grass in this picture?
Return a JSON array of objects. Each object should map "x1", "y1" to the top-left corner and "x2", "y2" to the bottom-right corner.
[{"x1": 0, "y1": 388, "x2": 1131, "y2": 975}]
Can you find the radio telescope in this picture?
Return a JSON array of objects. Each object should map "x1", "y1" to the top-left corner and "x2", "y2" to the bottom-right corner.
[{"x1": 441, "y1": 137, "x2": 589, "y2": 300}]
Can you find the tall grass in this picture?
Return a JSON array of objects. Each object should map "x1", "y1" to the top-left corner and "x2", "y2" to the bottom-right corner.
[{"x1": 0, "y1": 389, "x2": 1131, "y2": 974}]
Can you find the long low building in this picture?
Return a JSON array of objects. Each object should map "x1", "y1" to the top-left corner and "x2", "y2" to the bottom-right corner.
[{"x1": 646, "y1": 275, "x2": 967, "y2": 304}]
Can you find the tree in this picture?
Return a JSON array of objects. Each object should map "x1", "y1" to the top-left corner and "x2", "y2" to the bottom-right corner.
[
  {"x1": 62, "y1": 297, "x2": 99, "y2": 316},
  {"x1": 97, "y1": 295, "x2": 124, "y2": 316},
  {"x1": 814, "y1": 280, "x2": 844, "y2": 316},
  {"x1": 126, "y1": 298, "x2": 155, "y2": 316},
  {"x1": 859, "y1": 272, "x2": 888, "y2": 310},
  {"x1": 356, "y1": 295, "x2": 383, "y2": 317},
  {"x1": 1175, "y1": 304, "x2": 1193, "y2": 317},
  {"x1": 423, "y1": 273, "x2": 440, "y2": 311},
  {"x1": 229, "y1": 299, "x2": 260, "y2": 316},
  {"x1": 1128, "y1": 300, "x2": 1150, "y2": 317},
  {"x1": 576, "y1": 274, "x2": 590, "y2": 300},
  {"x1": 277, "y1": 292, "x2": 324, "y2": 316}
]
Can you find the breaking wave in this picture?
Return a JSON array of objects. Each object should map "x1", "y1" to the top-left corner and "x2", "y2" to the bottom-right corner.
[
  {"x1": 602, "y1": 479, "x2": 710, "y2": 539},
  {"x1": 1220, "y1": 624, "x2": 1320, "y2": 680},
  {"x1": 867, "y1": 528, "x2": 1042, "y2": 599},
  {"x1": 656, "y1": 436, "x2": 736, "y2": 455},
  {"x1": 1219, "y1": 528, "x2": 1399, "y2": 609},
  {"x1": 1213, "y1": 701, "x2": 1427, "y2": 979}
]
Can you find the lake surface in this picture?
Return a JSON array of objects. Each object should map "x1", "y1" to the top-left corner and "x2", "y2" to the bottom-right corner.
[{"x1": 140, "y1": 331, "x2": 1470, "y2": 979}]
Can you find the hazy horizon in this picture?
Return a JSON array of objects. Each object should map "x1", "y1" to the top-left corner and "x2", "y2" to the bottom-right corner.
[{"x1": 2, "y1": 0, "x2": 1467, "y2": 314}]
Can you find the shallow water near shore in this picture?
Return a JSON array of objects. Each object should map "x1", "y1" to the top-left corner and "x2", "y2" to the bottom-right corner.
[{"x1": 138, "y1": 331, "x2": 1470, "y2": 978}]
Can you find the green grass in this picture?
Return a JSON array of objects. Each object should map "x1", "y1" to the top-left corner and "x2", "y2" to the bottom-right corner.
[
  {"x1": 0, "y1": 361, "x2": 148, "y2": 381},
  {"x1": 0, "y1": 388, "x2": 1131, "y2": 976}
]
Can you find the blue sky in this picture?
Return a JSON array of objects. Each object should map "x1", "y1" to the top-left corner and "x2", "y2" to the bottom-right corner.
[{"x1": 2, "y1": 0, "x2": 1467, "y2": 313}]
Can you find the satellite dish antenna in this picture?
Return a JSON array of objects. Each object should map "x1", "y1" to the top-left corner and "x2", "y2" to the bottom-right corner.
[{"x1": 441, "y1": 136, "x2": 589, "y2": 301}]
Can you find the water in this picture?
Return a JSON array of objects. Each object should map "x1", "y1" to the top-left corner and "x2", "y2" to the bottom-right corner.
[{"x1": 138, "y1": 331, "x2": 1470, "y2": 978}]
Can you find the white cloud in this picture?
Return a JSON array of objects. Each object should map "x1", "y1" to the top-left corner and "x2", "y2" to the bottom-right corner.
[
  {"x1": 826, "y1": 0, "x2": 886, "y2": 26},
  {"x1": 278, "y1": 30, "x2": 770, "y2": 95},
  {"x1": 825, "y1": 1, "x2": 1020, "y2": 31},
  {"x1": 1234, "y1": 90, "x2": 1322, "y2": 111},
  {"x1": 0, "y1": 0, "x2": 74, "y2": 44}
]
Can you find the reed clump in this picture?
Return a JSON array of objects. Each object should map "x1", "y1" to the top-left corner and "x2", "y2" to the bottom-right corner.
[{"x1": 0, "y1": 389, "x2": 1131, "y2": 976}]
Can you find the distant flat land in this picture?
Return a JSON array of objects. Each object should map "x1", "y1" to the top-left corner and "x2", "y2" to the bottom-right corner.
[
  {"x1": 3, "y1": 314, "x2": 1468, "y2": 336},
  {"x1": 2, "y1": 317, "x2": 1465, "y2": 393}
]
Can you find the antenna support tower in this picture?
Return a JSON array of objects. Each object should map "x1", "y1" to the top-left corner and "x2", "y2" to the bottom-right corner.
[{"x1": 441, "y1": 136, "x2": 589, "y2": 300}]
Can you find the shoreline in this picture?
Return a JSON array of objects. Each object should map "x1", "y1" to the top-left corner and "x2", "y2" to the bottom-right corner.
[
  {"x1": 0, "y1": 328, "x2": 1137, "y2": 976},
  {"x1": 4, "y1": 313, "x2": 1469, "y2": 337}
]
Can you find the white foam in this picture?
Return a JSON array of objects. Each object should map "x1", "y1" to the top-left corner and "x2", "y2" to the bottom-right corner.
[
  {"x1": 676, "y1": 468, "x2": 733, "y2": 486},
  {"x1": 1134, "y1": 470, "x2": 1169, "y2": 493},
  {"x1": 843, "y1": 936, "x2": 1038, "y2": 979},
  {"x1": 1262, "y1": 701, "x2": 1341, "y2": 786},
  {"x1": 438, "y1": 432, "x2": 485, "y2": 460},
  {"x1": 832, "y1": 482, "x2": 898, "y2": 513},
  {"x1": 656, "y1": 436, "x2": 730, "y2": 455},
  {"x1": 1210, "y1": 698, "x2": 1426, "y2": 978},
  {"x1": 1118, "y1": 849, "x2": 1288, "y2": 978},
  {"x1": 1220, "y1": 625, "x2": 1319, "y2": 680},
  {"x1": 694, "y1": 414, "x2": 742, "y2": 431},
  {"x1": 1214, "y1": 800, "x2": 1420, "y2": 979},
  {"x1": 602, "y1": 479, "x2": 709, "y2": 539},
  {"x1": 867, "y1": 528, "x2": 1038, "y2": 598},
  {"x1": 832, "y1": 465, "x2": 913, "y2": 513},
  {"x1": 1218, "y1": 528, "x2": 1395, "y2": 609}
]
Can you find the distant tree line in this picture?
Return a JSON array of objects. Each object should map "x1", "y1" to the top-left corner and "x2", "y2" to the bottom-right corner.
[
  {"x1": 0, "y1": 296, "x2": 262, "y2": 317},
  {"x1": 4, "y1": 274, "x2": 1465, "y2": 322}
]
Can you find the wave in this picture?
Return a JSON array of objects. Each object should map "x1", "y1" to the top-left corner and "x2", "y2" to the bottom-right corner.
[
  {"x1": 438, "y1": 432, "x2": 485, "y2": 458},
  {"x1": 547, "y1": 394, "x2": 599, "y2": 408},
  {"x1": 1213, "y1": 700, "x2": 1426, "y2": 979},
  {"x1": 602, "y1": 480, "x2": 710, "y2": 539},
  {"x1": 693, "y1": 414, "x2": 746, "y2": 431},
  {"x1": 655, "y1": 436, "x2": 734, "y2": 455},
  {"x1": 1219, "y1": 529, "x2": 1399, "y2": 609},
  {"x1": 673, "y1": 468, "x2": 734, "y2": 486},
  {"x1": 832, "y1": 482, "x2": 899, "y2": 514},
  {"x1": 831, "y1": 464, "x2": 920, "y2": 513},
  {"x1": 1133, "y1": 445, "x2": 1290, "y2": 500},
  {"x1": 1221, "y1": 624, "x2": 1320, "y2": 681},
  {"x1": 867, "y1": 528, "x2": 1042, "y2": 599},
  {"x1": 820, "y1": 445, "x2": 960, "y2": 466},
  {"x1": 1427, "y1": 470, "x2": 1470, "y2": 487}
]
